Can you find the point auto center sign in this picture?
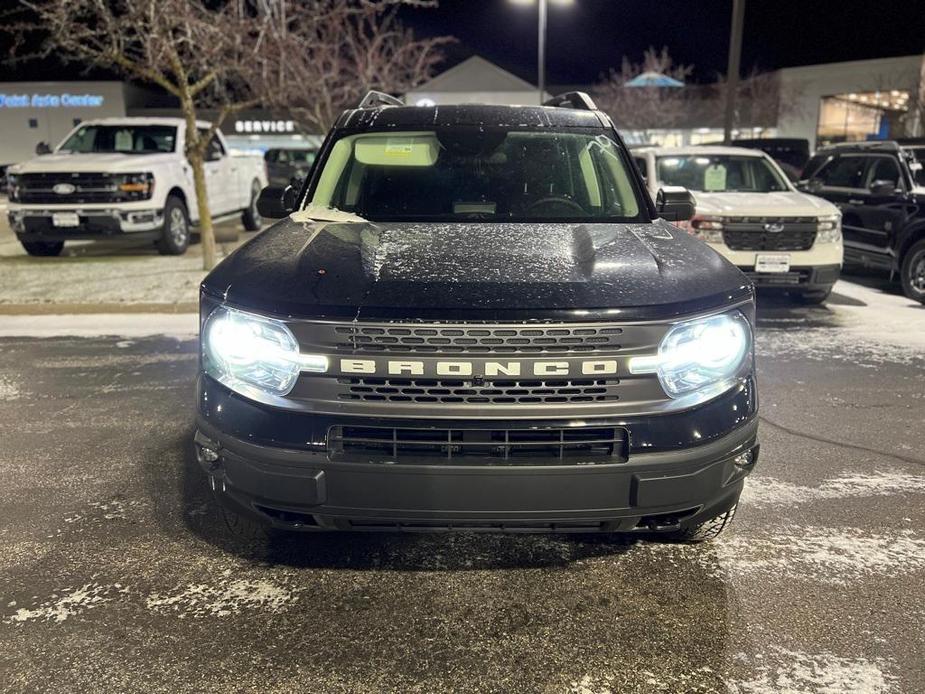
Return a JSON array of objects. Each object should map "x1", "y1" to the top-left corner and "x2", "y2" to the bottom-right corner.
[{"x1": 0, "y1": 92, "x2": 105, "y2": 108}]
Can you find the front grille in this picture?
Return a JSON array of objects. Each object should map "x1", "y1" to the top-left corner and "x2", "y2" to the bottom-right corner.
[
  {"x1": 16, "y1": 172, "x2": 120, "y2": 204},
  {"x1": 722, "y1": 217, "x2": 817, "y2": 251},
  {"x1": 336, "y1": 376, "x2": 620, "y2": 403},
  {"x1": 332, "y1": 324, "x2": 623, "y2": 354},
  {"x1": 328, "y1": 425, "x2": 629, "y2": 464}
]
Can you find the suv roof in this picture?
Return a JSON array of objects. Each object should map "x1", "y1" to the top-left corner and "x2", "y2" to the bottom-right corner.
[{"x1": 815, "y1": 140, "x2": 906, "y2": 154}]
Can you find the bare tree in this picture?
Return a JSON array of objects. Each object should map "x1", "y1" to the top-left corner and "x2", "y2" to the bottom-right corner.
[
  {"x1": 256, "y1": 1, "x2": 453, "y2": 134},
  {"x1": 594, "y1": 47, "x2": 695, "y2": 138},
  {"x1": 714, "y1": 68, "x2": 807, "y2": 135}
]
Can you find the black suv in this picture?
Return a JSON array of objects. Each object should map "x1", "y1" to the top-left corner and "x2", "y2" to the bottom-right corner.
[
  {"x1": 194, "y1": 92, "x2": 759, "y2": 542},
  {"x1": 800, "y1": 140, "x2": 925, "y2": 303}
]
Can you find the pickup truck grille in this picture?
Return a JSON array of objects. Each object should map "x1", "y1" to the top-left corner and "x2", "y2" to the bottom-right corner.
[
  {"x1": 15, "y1": 172, "x2": 120, "y2": 204},
  {"x1": 722, "y1": 217, "x2": 817, "y2": 252},
  {"x1": 336, "y1": 376, "x2": 620, "y2": 404},
  {"x1": 332, "y1": 323, "x2": 623, "y2": 354},
  {"x1": 328, "y1": 424, "x2": 629, "y2": 464}
]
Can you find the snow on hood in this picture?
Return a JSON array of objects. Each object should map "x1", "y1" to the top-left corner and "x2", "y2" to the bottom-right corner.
[
  {"x1": 9, "y1": 152, "x2": 178, "y2": 174},
  {"x1": 691, "y1": 191, "x2": 839, "y2": 217}
]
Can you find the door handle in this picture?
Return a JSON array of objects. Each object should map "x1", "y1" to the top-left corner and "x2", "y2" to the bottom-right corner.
[{"x1": 848, "y1": 198, "x2": 865, "y2": 205}]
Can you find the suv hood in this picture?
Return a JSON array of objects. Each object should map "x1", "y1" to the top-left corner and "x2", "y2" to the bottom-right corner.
[
  {"x1": 203, "y1": 219, "x2": 750, "y2": 319},
  {"x1": 9, "y1": 152, "x2": 177, "y2": 174},
  {"x1": 692, "y1": 191, "x2": 838, "y2": 217}
]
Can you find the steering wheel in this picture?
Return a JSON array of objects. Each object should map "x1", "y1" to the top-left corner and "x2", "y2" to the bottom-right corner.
[{"x1": 527, "y1": 196, "x2": 585, "y2": 216}]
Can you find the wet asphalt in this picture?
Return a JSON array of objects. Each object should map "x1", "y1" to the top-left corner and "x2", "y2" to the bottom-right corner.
[{"x1": 0, "y1": 280, "x2": 923, "y2": 693}]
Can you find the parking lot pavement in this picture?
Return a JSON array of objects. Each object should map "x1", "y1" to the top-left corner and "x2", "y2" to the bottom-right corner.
[{"x1": 0, "y1": 280, "x2": 923, "y2": 693}]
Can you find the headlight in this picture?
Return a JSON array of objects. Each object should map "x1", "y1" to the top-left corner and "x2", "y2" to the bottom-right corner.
[
  {"x1": 6, "y1": 173, "x2": 19, "y2": 202},
  {"x1": 816, "y1": 214, "x2": 841, "y2": 243},
  {"x1": 117, "y1": 172, "x2": 154, "y2": 200},
  {"x1": 630, "y1": 311, "x2": 751, "y2": 398},
  {"x1": 679, "y1": 216, "x2": 724, "y2": 243},
  {"x1": 202, "y1": 306, "x2": 327, "y2": 397}
]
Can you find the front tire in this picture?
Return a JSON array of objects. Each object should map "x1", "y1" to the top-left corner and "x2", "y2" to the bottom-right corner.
[
  {"x1": 241, "y1": 181, "x2": 263, "y2": 231},
  {"x1": 662, "y1": 504, "x2": 738, "y2": 543},
  {"x1": 900, "y1": 239, "x2": 925, "y2": 304},
  {"x1": 156, "y1": 196, "x2": 190, "y2": 255},
  {"x1": 21, "y1": 240, "x2": 64, "y2": 257},
  {"x1": 794, "y1": 288, "x2": 832, "y2": 305}
]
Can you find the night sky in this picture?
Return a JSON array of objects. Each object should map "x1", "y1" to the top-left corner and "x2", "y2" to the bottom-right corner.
[
  {"x1": 398, "y1": 0, "x2": 925, "y2": 86},
  {"x1": 2, "y1": 0, "x2": 923, "y2": 84}
]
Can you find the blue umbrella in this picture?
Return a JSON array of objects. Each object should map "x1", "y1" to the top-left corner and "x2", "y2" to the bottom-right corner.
[{"x1": 625, "y1": 71, "x2": 685, "y2": 88}]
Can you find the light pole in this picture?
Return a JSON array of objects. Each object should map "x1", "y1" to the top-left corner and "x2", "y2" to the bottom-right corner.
[
  {"x1": 511, "y1": 0, "x2": 574, "y2": 104},
  {"x1": 722, "y1": 0, "x2": 746, "y2": 144}
]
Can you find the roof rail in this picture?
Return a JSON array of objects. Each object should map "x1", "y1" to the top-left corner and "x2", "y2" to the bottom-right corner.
[
  {"x1": 358, "y1": 90, "x2": 403, "y2": 109},
  {"x1": 543, "y1": 91, "x2": 598, "y2": 111},
  {"x1": 825, "y1": 140, "x2": 900, "y2": 151}
]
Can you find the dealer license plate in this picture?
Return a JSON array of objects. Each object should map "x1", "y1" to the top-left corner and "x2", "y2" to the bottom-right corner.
[
  {"x1": 755, "y1": 254, "x2": 790, "y2": 273},
  {"x1": 52, "y1": 212, "x2": 80, "y2": 227}
]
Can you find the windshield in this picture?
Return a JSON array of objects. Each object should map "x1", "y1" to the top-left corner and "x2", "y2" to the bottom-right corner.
[
  {"x1": 657, "y1": 154, "x2": 788, "y2": 193},
  {"x1": 307, "y1": 129, "x2": 644, "y2": 223},
  {"x1": 59, "y1": 125, "x2": 177, "y2": 154}
]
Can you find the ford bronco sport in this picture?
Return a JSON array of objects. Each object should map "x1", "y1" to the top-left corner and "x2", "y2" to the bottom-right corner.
[{"x1": 195, "y1": 92, "x2": 759, "y2": 542}]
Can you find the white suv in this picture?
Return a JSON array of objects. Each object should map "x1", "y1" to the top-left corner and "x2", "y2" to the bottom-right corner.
[{"x1": 633, "y1": 146, "x2": 843, "y2": 303}]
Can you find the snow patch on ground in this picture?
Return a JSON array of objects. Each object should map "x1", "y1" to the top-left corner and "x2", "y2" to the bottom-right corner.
[
  {"x1": 0, "y1": 313, "x2": 198, "y2": 338},
  {"x1": 742, "y1": 470, "x2": 925, "y2": 506},
  {"x1": 713, "y1": 527, "x2": 925, "y2": 586},
  {"x1": 757, "y1": 280, "x2": 925, "y2": 367},
  {"x1": 728, "y1": 647, "x2": 896, "y2": 693},
  {"x1": 146, "y1": 578, "x2": 297, "y2": 618},
  {"x1": 0, "y1": 376, "x2": 22, "y2": 400},
  {"x1": 4, "y1": 582, "x2": 127, "y2": 624}
]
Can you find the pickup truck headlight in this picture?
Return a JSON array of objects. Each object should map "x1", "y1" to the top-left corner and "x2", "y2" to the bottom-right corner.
[
  {"x1": 117, "y1": 172, "x2": 155, "y2": 200},
  {"x1": 202, "y1": 306, "x2": 327, "y2": 397},
  {"x1": 816, "y1": 214, "x2": 841, "y2": 243},
  {"x1": 676, "y1": 216, "x2": 724, "y2": 243},
  {"x1": 630, "y1": 311, "x2": 751, "y2": 398},
  {"x1": 6, "y1": 173, "x2": 19, "y2": 202}
]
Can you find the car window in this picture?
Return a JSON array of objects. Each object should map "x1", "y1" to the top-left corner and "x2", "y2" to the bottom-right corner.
[
  {"x1": 656, "y1": 154, "x2": 788, "y2": 192},
  {"x1": 198, "y1": 130, "x2": 225, "y2": 162},
  {"x1": 58, "y1": 125, "x2": 177, "y2": 154},
  {"x1": 902, "y1": 147, "x2": 925, "y2": 187},
  {"x1": 814, "y1": 155, "x2": 868, "y2": 189},
  {"x1": 633, "y1": 156, "x2": 647, "y2": 183},
  {"x1": 309, "y1": 129, "x2": 645, "y2": 223},
  {"x1": 866, "y1": 156, "x2": 902, "y2": 189},
  {"x1": 803, "y1": 153, "x2": 830, "y2": 180}
]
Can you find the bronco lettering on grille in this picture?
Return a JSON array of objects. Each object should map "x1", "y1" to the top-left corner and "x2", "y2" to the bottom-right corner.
[{"x1": 338, "y1": 358, "x2": 618, "y2": 377}]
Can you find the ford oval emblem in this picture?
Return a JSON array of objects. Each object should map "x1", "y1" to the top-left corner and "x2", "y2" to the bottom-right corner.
[
  {"x1": 53, "y1": 183, "x2": 76, "y2": 195},
  {"x1": 763, "y1": 222, "x2": 784, "y2": 232}
]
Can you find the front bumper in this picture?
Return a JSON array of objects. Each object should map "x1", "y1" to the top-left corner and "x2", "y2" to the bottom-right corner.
[
  {"x1": 195, "y1": 375, "x2": 759, "y2": 533},
  {"x1": 739, "y1": 263, "x2": 841, "y2": 291},
  {"x1": 8, "y1": 206, "x2": 164, "y2": 242}
]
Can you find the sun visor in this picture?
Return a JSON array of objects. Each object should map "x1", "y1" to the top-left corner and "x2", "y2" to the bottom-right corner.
[{"x1": 354, "y1": 134, "x2": 439, "y2": 167}]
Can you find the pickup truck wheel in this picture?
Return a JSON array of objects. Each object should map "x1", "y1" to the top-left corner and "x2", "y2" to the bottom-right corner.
[
  {"x1": 241, "y1": 181, "x2": 263, "y2": 231},
  {"x1": 661, "y1": 504, "x2": 738, "y2": 544},
  {"x1": 794, "y1": 288, "x2": 832, "y2": 305},
  {"x1": 21, "y1": 240, "x2": 64, "y2": 257},
  {"x1": 156, "y1": 196, "x2": 190, "y2": 255},
  {"x1": 900, "y1": 239, "x2": 925, "y2": 304}
]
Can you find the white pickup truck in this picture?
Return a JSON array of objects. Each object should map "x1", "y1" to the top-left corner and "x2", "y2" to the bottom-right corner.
[{"x1": 5, "y1": 117, "x2": 267, "y2": 256}]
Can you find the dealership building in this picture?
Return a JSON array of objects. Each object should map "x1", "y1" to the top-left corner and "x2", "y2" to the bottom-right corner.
[{"x1": 1, "y1": 53, "x2": 923, "y2": 170}]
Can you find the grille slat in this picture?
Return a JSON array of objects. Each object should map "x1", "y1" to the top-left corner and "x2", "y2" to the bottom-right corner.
[
  {"x1": 328, "y1": 425, "x2": 629, "y2": 464},
  {"x1": 336, "y1": 376, "x2": 620, "y2": 403},
  {"x1": 333, "y1": 324, "x2": 623, "y2": 354},
  {"x1": 16, "y1": 172, "x2": 121, "y2": 204}
]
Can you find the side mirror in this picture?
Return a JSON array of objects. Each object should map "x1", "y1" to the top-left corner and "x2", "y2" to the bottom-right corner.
[
  {"x1": 656, "y1": 186, "x2": 695, "y2": 222},
  {"x1": 256, "y1": 185, "x2": 296, "y2": 219},
  {"x1": 35, "y1": 142, "x2": 52, "y2": 155},
  {"x1": 868, "y1": 179, "x2": 897, "y2": 196},
  {"x1": 288, "y1": 176, "x2": 304, "y2": 190}
]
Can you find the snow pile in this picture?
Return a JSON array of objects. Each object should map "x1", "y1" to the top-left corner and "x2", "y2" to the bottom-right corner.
[
  {"x1": 5, "y1": 582, "x2": 127, "y2": 624},
  {"x1": 742, "y1": 470, "x2": 925, "y2": 507},
  {"x1": 729, "y1": 647, "x2": 896, "y2": 693},
  {"x1": 713, "y1": 527, "x2": 925, "y2": 586},
  {"x1": 146, "y1": 577, "x2": 297, "y2": 618}
]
